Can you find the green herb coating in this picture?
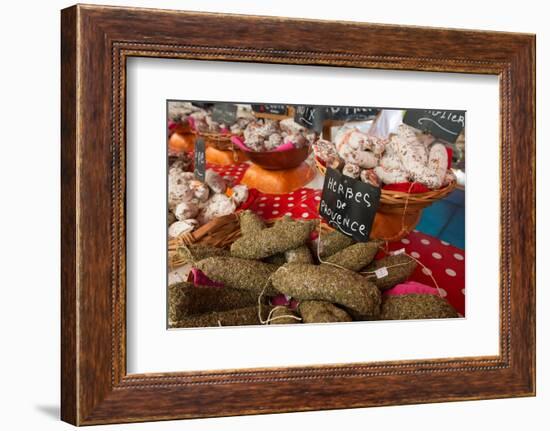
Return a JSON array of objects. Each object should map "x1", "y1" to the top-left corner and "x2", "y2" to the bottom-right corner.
[
  {"x1": 318, "y1": 230, "x2": 355, "y2": 259},
  {"x1": 195, "y1": 256, "x2": 279, "y2": 296},
  {"x1": 285, "y1": 245, "x2": 313, "y2": 264},
  {"x1": 363, "y1": 254, "x2": 417, "y2": 290},
  {"x1": 298, "y1": 301, "x2": 352, "y2": 323},
  {"x1": 380, "y1": 294, "x2": 459, "y2": 320},
  {"x1": 263, "y1": 253, "x2": 287, "y2": 266},
  {"x1": 230, "y1": 219, "x2": 314, "y2": 259},
  {"x1": 170, "y1": 306, "x2": 262, "y2": 328},
  {"x1": 168, "y1": 282, "x2": 258, "y2": 322},
  {"x1": 324, "y1": 240, "x2": 382, "y2": 271},
  {"x1": 176, "y1": 244, "x2": 229, "y2": 265},
  {"x1": 239, "y1": 210, "x2": 266, "y2": 236},
  {"x1": 271, "y1": 263, "x2": 381, "y2": 317}
]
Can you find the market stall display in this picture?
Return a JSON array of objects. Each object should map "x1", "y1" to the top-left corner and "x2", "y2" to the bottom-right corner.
[{"x1": 166, "y1": 102, "x2": 466, "y2": 329}]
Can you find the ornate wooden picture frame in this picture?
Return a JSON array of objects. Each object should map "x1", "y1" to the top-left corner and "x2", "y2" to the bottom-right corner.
[{"x1": 61, "y1": 4, "x2": 535, "y2": 425}]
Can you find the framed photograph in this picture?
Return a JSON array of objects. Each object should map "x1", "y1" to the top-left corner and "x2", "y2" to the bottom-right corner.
[{"x1": 61, "y1": 4, "x2": 535, "y2": 425}]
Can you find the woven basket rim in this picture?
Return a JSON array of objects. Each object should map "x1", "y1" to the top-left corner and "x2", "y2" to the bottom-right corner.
[
  {"x1": 381, "y1": 179, "x2": 456, "y2": 199},
  {"x1": 192, "y1": 130, "x2": 241, "y2": 139},
  {"x1": 313, "y1": 155, "x2": 456, "y2": 202}
]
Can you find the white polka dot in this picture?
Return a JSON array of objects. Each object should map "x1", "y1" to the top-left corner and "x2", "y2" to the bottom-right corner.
[
  {"x1": 453, "y1": 253, "x2": 464, "y2": 261},
  {"x1": 257, "y1": 210, "x2": 263, "y2": 215},
  {"x1": 259, "y1": 203, "x2": 266, "y2": 207},
  {"x1": 301, "y1": 190, "x2": 307, "y2": 194},
  {"x1": 302, "y1": 212, "x2": 309, "y2": 218},
  {"x1": 401, "y1": 238, "x2": 410, "y2": 245},
  {"x1": 438, "y1": 288, "x2": 448, "y2": 297},
  {"x1": 445, "y1": 268, "x2": 456, "y2": 277},
  {"x1": 432, "y1": 252, "x2": 442, "y2": 259},
  {"x1": 260, "y1": 196, "x2": 267, "y2": 201},
  {"x1": 410, "y1": 251, "x2": 420, "y2": 259},
  {"x1": 272, "y1": 210, "x2": 279, "y2": 215},
  {"x1": 420, "y1": 239, "x2": 430, "y2": 245},
  {"x1": 273, "y1": 203, "x2": 280, "y2": 207},
  {"x1": 285, "y1": 212, "x2": 292, "y2": 216},
  {"x1": 422, "y1": 267, "x2": 432, "y2": 276},
  {"x1": 301, "y1": 204, "x2": 308, "y2": 208},
  {"x1": 314, "y1": 196, "x2": 321, "y2": 201},
  {"x1": 274, "y1": 197, "x2": 280, "y2": 201},
  {"x1": 288, "y1": 203, "x2": 294, "y2": 207},
  {"x1": 288, "y1": 197, "x2": 294, "y2": 201},
  {"x1": 461, "y1": 288, "x2": 465, "y2": 295},
  {"x1": 441, "y1": 240, "x2": 450, "y2": 246}
]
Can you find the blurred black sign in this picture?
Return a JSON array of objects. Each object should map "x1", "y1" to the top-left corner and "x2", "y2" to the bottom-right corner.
[
  {"x1": 193, "y1": 138, "x2": 206, "y2": 182},
  {"x1": 192, "y1": 102, "x2": 213, "y2": 109},
  {"x1": 294, "y1": 106, "x2": 380, "y2": 132},
  {"x1": 403, "y1": 109, "x2": 465, "y2": 143},
  {"x1": 294, "y1": 106, "x2": 324, "y2": 132},
  {"x1": 319, "y1": 168, "x2": 381, "y2": 242},
  {"x1": 211, "y1": 103, "x2": 238, "y2": 125},
  {"x1": 326, "y1": 106, "x2": 379, "y2": 121},
  {"x1": 251, "y1": 104, "x2": 288, "y2": 115}
]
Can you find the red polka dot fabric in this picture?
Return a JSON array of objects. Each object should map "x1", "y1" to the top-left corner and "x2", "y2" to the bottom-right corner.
[
  {"x1": 244, "y1": 188, "x2": 322, "y2": 221},
  {"x1": 206, "y1": 162, "x2": 249, "y2": 185},
  {"x1": 209, "y1": 162, "x2": 466, "y2": 316},
  {"x1": 382, "y1": 231, "x2": 465, "y2": 316}
]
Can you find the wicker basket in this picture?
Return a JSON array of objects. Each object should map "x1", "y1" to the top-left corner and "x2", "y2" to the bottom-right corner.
[
  {"x1": 168, "y1": 214, "x2": 333, "y2": 269},
  {"x1": 193, "y1": 131, "x2": 242, "y2": 151},
  {"x1": 314, "y1": 156, "x2": 456, "y2": 241}
]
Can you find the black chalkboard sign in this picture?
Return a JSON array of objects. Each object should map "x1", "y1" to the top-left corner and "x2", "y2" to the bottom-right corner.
[
  {"x1": 319, "y1": 168, "x2": 381, "y2": 242},
  {"x1": 211, "y1": 103, "x2": 237, "y2": 125},
  {"x1": 295, "y1": 106, "x2": 380, "y2": 132},
  {"x1": 294, "y1": 106, "x2": 324, "y2": 132},
  {"x1": 325, "y1": 106, "x2": 380, "y2": 121},
  {"x1": 192, "y1": 102, "x2": 213, "y2": 109},
  {"x1": 251, "y1": 104, "x2": 288, "y2": 116},
  {"x1": 193, "y1": 138, "x2": 206, "y2": 182},
  {"x1": 403, "y1": 109, "x2": 465, "y2": 143}
]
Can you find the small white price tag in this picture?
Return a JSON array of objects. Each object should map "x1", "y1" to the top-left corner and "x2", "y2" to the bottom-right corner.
[
  {"x1": 392, "y1": 248, "x2": 406, "y2": 256},
  {"x1": 375, "y1": 267, "x2": 388, "y2": 279}
]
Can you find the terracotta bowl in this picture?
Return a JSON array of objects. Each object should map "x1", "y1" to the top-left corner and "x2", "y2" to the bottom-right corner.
[{"x1": 247, "y1": 146, "x2": 311, "y2": 170}]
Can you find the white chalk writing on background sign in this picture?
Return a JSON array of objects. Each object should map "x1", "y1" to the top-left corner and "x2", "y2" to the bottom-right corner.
[
  {"x1": 403, "y1": 109, "x2": 465, "y2": 143},
  {"x1": 294, "y1": 105, "x2": 379, "y2": 132},
  {"x1": 251, "y1": 104, "x2": 288, "y2": 115},
  {"x1": 193, "y1": 138, "x2": 206, "y2": 182}
]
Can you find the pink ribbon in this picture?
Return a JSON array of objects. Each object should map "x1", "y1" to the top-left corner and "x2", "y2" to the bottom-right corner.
[
  {"x1": 188, "y1": 268, "x2": 224, "y2": 288},
  {"x1": 270, "y1": 294, "x2": 299, "y2": 310},
  {"x1": 383, "y1": 281, "x2": 439, "y2": 297},
  {"x1": 230, "y1": 136, "x2": 252, "y2": 152}
]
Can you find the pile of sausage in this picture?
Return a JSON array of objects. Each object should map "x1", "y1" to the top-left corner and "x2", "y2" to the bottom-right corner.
[{"x1": 313, "y1": 124, "x2": 455, "y2": 190}]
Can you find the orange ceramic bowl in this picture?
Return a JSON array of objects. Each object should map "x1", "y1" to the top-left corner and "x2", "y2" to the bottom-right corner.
[{"x1": 247, "y1": 146, "x2": 311, "y2": 170}]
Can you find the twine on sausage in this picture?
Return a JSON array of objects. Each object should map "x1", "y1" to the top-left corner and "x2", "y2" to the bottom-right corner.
[
  {"x1": 255, "y1": 210, "x2": 445, "y2": 323},
  {"x1": 361, "y1": 246, "x2": 443, "y2": 298},
  {"x1": 379, "y1": 181, "x2": 418, "y2": 243},
  {"x1": 314, "y1": 219, "x2": 358, "y2": 273},
  {"x1": 256, "y1": 267, "x2": 302, "y2": 325},
  {"x1": 315, "y1": 214, "x2": 444, "y2": 299},
  {"x1": 399, "y1": 251, "x2": 443, "y2": 298},
  {"x1": 360, "y1": 260, "x2": 411, "y2": 277},
  {"x1": 265, "y1": 305, "x2": 302, "y2": 324}
]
